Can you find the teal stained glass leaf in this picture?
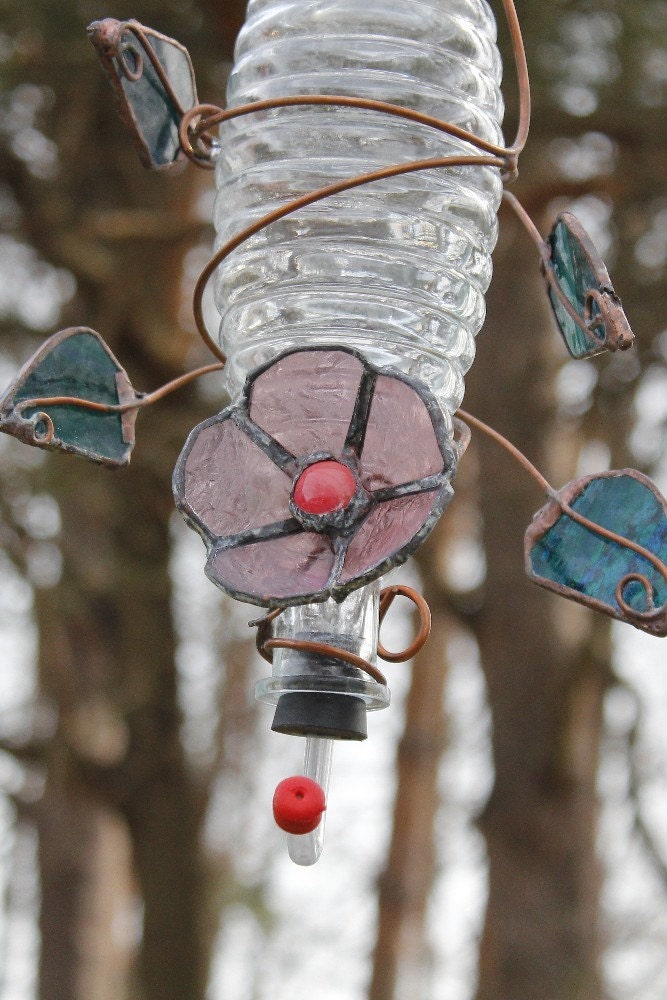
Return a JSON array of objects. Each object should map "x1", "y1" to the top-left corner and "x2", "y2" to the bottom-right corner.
[
  {"x1": 0, "y1": 327, "x2": 138, "y2": 467},
  {"x1": 545, "y1": 212, "x2": 634, "y2": 359},
  {"x1": 525, "y1": 470, "x2": 667, "y2": 636},
  {"x1": 88, "y1": 19, "x2": 198, "y2": 169}
]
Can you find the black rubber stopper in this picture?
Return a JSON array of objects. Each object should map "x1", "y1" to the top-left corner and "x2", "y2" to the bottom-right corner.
[{"x1": 271, "y1": 692, "x2": 367, "y2": 741}]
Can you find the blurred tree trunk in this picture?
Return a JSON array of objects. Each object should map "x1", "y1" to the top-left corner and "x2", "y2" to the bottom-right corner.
[
  {"x1": 367, "y1": 567, "x2": 450, "y2": 1000},
  {"x1": 467, "y1": 211, "x2": 607, "y2": 1000},
  {"x1": 368, "y1": 459, "x2": 482, "y2": 999},
  {"x1": 465, "y1": 4, "x2": 665, "y2": 994},
  {"x1": 30, "y1": 100, "x2": 211, "y2": 1000},
  {"x1": 369, "y1": 4, "x2": 664, "y2": 996},
  {"x1": 0, "y1": 2, "x2": 245, "y2": 997}
]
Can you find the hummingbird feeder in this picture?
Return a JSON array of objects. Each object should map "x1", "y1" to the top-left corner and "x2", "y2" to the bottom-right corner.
[{"x1": 1, "y1": 0, "x2": 665, "y2": 866}]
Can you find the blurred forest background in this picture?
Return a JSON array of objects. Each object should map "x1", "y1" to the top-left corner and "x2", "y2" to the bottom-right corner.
[{"x1": 0, "y1": 0, "x2": 665, "y2": 998}]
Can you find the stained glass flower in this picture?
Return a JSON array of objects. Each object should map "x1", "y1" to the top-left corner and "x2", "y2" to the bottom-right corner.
[{"x1": 173, "y1": 347, "x2": 456, "y2": 606}]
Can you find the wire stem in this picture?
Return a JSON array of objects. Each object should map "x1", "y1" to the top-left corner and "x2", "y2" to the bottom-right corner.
[
  {"x1": 14, "y1": 362, "x2": 226, "y2": 416},
  {"x1": 455, "y1": 408, "x2": 552, "y2": 493},
  {"x1": 193, "y1": 154, "x2": 505, "y2": 358}
]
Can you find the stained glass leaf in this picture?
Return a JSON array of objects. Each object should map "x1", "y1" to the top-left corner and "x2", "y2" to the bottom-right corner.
[
  {"x1": 88, "y1": 19, "x2": 198, "y2": 169},
  {"x1": 525, "y1": 470, "x2": 667, "y2": 636},
  {"x1": 0, "y1": 327, "x2": 138, "y2": 467},
  {"x1": 544, "y1": 212, "x2": 634, "y2": 359}
]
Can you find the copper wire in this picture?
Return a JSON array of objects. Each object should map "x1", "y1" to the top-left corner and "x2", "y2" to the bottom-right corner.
[
  {"x1": 500, "y1": 0, "x2": 531, "y2": 157},
  {"x1": 254, "y1": 584, "x2": 432, "y2": 687},
  {"x1": 502, "y1": 191, "x2": 610, "y2": 342},
  {"x1": 191, "y1": 153, "x2": 505, "y2": 363},
  {"x1": 13, "y1": 362, "x2": 226, "y2": 418},
  {"x1": 179, "y1": 0, "x2": 531, "y2": 358},
  {"x1": 615, "y1": 574, "x2": 660, "y2": 622},
  {"x1": 377, "y1": 585, "x2": 432, "y2": 663},
  {"x1": 260, "y1": 638, "x2": 390, "y2": 685},
  {"x1": 456, "y1": 408, "x2": 552, "y2": 494},
  {"x1": 182, "y1": 95, "x2": 510, "y2": 162},
  {"x1": 118, "y1": 22, "x2": 188, "y2": 114}
]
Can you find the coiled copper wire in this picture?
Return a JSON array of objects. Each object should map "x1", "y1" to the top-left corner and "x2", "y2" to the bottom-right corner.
[{"x1": 254, "y1": 585, "x2": 432, "y2": 687}]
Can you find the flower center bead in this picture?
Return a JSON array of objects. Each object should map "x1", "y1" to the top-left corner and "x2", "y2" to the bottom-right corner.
[{"x1": 293, "y1": 460, "x2": 357, "y2": 515}]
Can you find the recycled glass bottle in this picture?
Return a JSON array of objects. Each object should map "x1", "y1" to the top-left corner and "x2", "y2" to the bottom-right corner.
[
  {"x1": 212, "y1": 0, "x2": 504, "y2": 864},
  {"x1": 214, "y1": 0, "x2": 505, "y2": 421}
]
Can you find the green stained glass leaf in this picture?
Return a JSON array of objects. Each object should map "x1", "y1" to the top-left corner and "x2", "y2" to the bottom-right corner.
[
  {"x1": 0, "y1": 327, "x2": 138, "y2": 467},
  {"x1": 545, "y1": 212, "x2": 634, "y2": 359},
  {"x1": 88, "y1": 19, "x2": 198, "y2": 169},
  {"x1": 525, "y1": 470, "x2": 667, "y2": 637}
]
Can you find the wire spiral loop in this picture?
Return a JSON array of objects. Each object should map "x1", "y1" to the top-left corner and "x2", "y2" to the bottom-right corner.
[{"x1": 615, "y1": 573, "x2": 664, "y2": 624}]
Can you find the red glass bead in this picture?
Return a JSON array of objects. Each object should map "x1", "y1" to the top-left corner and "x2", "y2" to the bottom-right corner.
[
  {"x1": 293, "y1": 460, "x2": 357, "y2": 515},
  {"x1": 272, "y1": 776, "x2": 327, "y2": 835}
]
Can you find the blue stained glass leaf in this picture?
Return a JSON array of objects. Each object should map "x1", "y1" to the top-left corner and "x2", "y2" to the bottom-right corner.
[
  {"x1": 545, "y1": 212, "x2": 634, "y2": 359},
  {"x1": 525, "y1": 470, "x2": 667, "y2": 636},
  {"x1": 0, "y1": 327, "x2": 138, "y2": 467},
  {"x1": 88, "y1": 19, "x2": 198, "y2": 169}
]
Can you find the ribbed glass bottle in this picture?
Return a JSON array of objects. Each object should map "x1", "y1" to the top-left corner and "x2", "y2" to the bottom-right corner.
[{"x1": 213, "y1": 0, "x2": 504, "y2": 421}]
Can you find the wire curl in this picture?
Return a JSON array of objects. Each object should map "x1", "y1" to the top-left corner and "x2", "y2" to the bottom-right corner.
[{"x1": 253, "y1": 584, "x2": 432, "y2": 687}]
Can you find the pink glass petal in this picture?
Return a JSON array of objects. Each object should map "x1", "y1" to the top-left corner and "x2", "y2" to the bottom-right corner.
[
  {"x1": 249, "y1": 350, "x2": 364, "y2": 457},
  {"x1": 339, "y1": 490, "x2": 441, "y2": 584},
  {"x1": 181, "y1": 418, "x2": 292, "y2": 537},
  {"x1": 208, "y1": 533, "x2": 336, "y2": 602},
  {"x1": 360, "y1": 377, "x2": 445, "y2": 491}
]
